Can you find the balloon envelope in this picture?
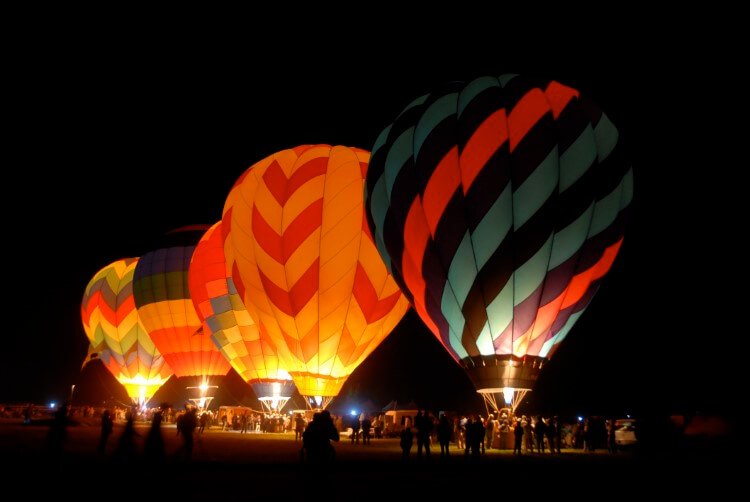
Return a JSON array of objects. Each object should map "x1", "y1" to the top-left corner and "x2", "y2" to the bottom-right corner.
[
  {"x1": 188, "y1": 221, "x2": 294, "y2": 394},
  {"x1": 133, "y1": 229, "x2": 231, "y2": 379},
  {"x1": 81, "y1": 258, "x2": 172, "y2": 402},
  {"x1": 364, "y1": 75, "x2": 632, "y2": 395},
  {"x1": 224, "y1": 145, "x2": 410, "y2": 398}
]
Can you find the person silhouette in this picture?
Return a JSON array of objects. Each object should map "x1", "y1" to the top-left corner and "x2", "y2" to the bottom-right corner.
[
  {"x1": 302, "y1": 410, "x2": 339, "y2": 466},
  {"x1": 114, "y1": 408, "x2": 138, "y2": 462},
  {"x1": 400, "y1": 424, "x2": 413, "y2": 461},
  {"x1": 47, "y1": 401, "x2": 69, "y2": 463},
  {"x1": 144, "y1": 408, "x2": 165, "y2": 463},
  {"x1": 98, "y1": 409, "x2": 114, "y2": 455}
]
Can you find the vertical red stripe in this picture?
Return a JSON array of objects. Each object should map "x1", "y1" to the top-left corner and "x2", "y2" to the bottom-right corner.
[
  {"x1": 459, "y1": 109, "x2": 508, "y2": 193},
  {"x1": 508, "y1": 88, "x2": 550, "y2": 152}
]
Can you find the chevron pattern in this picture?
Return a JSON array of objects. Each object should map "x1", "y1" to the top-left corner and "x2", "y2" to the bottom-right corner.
[
  {"x1": 224, "y1": 145, "x2": 410, "y2": 397},
  {"x1": 133, "y1": 243, "x2": 231, "y2": 379},
  {"x1": 81, "y1": 258, "x2": 172, "y2": 401},
  {"x1": 365, "y1": 75, "x2": 632, "y2": 382},
  {"x1": 188, "y1": 221, "x2": 293, "y2": 388}
]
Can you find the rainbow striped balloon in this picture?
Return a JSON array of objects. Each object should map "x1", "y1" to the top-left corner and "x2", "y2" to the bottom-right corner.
[{"x1": 81, "y1": 258, "x2": 172, "y2": 403}]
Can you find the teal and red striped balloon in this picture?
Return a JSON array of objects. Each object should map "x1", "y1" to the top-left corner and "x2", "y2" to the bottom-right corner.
[{"x1": 364, "y1": 75, "x2": 632, "y2": 407}]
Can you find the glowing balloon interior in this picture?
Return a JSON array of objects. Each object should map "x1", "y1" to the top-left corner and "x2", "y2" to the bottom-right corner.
[
  {"x1": 189, "y1": 221, "x2": 295, "y2": 412},
  {"x1": 133, "y1": 233, "x2": 231, "y2": 380},
  {"x1": 81, "y1": 258, "x2": 173, "y2": 404},
  {"x1": 224, "y1": 145, "x2": 410, "y2": 402}
]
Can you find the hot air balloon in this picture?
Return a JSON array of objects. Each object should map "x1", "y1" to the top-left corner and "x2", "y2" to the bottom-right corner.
[
  {"x1": 224, "y1": 145, "x2": 410, "y2": 409},
  {"x1": 133, "y1": 227, "x2": 231, "y2": 409},
  {"x1": 81, "y1": 259, "x2": 173, "y2": 404},
  {"x1": 364, "y1": 75, "x2": 632, "y2": 413},
  {"x1": 189, "y1": 221, "x2": 295, "y2": 412},
  {"x1": 82, "y1": 341, "x2": 122, "y2": 375}
]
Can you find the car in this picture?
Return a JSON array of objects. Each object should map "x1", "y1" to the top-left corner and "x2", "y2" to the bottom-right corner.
[{"x1": 614, "y1": 418, "x2": 637, "y2": 447}]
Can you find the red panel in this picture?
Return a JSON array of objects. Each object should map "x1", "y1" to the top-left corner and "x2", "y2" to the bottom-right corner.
[
  {"x1": 508, "y1": 88, "x2": 550, "y2": 152},
  {"x1": 460, "y1": 108, "x2": 508, "y2": 193}
]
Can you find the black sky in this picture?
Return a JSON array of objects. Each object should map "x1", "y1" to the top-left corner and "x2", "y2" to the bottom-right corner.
[{"x1": 3, "y1": 32, "x2": 740, "y2": 417}]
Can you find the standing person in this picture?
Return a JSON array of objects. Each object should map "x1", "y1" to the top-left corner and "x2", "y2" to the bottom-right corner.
[
  {"x1": 240, "y1": 412, "x2": 248, "y2": 434},
  {"x1": 361, "y1": 416, "x2": 372, "y2": 445},
  {"x1": 47, "y1": 402, "x2": 69, "y2": 462},
  {"x1": 513, "y1": 418, "x2": 524, "y2": 455},
  {"x1": 400, "y1": 424, "x2": 413, "y2": 461},
  {"x1": 302, "y1": 410, "x2": 340, "y2": 465},
  {"x1": 144, "y1": 408, "x2": 165, "y2": 463},
  {"x1": 179, "y1": 407, "x2": 198, "y2": 460},
  {"x1": 437, "y1": 414, "x2": 452, "y2": 459},
  {"x1": 114, "y1": 408, "x2": 138, "y2": 462},
  {"x1": 98, "y1": 409, "x2": 114, "y2": 455},
  {"x1": 415, "y1": 410, "x2": 432, "y2": 458},
  {"x1": 470, "y1": 416, "x2": 484, "y2": 460},
  {"x1": 294, "y1": 413, "x2": 305, "y2": 441},
  {"x1": 485, "y1": 414, "x2": 495, "y2": 450},
  {"x1": 535, "y1": 416, "x2": 546, "y2": 453},
  {"x1": 199, "y1": 412, "x2": 208, "y2": 434}
]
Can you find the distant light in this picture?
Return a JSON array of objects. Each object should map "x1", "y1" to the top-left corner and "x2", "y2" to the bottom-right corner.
[
  {"x1": 577, "y1": 416, "x2": 583, "y2": 422},
  {"x1": 50, "y1": 402, "x2": 56, "y2": 409},
  {"x1": 626, "y1": 414, "x2": 631, "y2": 419},
  {"x1": 350, "y1": 409, "x2": 357, "y2": 416}
]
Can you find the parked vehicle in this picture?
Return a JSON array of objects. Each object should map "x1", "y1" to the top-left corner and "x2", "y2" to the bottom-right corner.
[{"x1": 614, "y1": 418, "x2": 637, "y2": 447}]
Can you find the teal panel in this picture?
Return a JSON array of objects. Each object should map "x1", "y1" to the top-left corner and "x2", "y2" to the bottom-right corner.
[
  {"x1": 513, "y1": 147, "x2": 558, "y2": 229},
  {"x1": 414, "y1": 93, "x2": 458, "y2": 160}
]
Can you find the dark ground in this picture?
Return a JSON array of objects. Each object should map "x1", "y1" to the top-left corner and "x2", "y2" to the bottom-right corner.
[{"x1": 1, "y1": 420, "x2": 737, "y2": 498}]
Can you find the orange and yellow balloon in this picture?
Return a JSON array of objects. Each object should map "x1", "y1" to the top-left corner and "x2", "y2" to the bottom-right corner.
[
  {"x1": 223, "y1": 145, "x2": 410, "y2": 404},
  {"x1": 188, "y1": 221, "x2": 295, "y2": 409},
  {"x1": 81, "y1": 258, "x2": 173, "y2": 404}
]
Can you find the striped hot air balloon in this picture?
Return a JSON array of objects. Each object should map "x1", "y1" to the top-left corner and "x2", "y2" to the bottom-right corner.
[
  {"x1": 224, "y1": 145, "x2": 410, "y2": 407},
  {"x1": 188, "y1": 221, "x2": 295, "y2": 412},
  {"x1": 82, "y1": 341, "x2": 122, "y2": 376},
  {"x1": 133, "y1": 227, "x2": 231, "y2": 406},
  {"x1": 364, "y1": 75, "x2": 632, "y2": 412},
  {"x1": 81, "y1": 259, "x2": 172, "y2": 404}
]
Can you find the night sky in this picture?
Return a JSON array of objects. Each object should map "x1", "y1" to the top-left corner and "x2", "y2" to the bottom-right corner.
[{"x1": 4, "y1": 36, "x2": 739, "y2": 418}]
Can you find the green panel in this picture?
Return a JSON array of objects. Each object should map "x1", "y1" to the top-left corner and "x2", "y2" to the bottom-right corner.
[
  {"x1": 548, "y1": 204, "x2": 594, "y2": 269},
  {"x1": 475, "y1": 321, "x2": 495, "y2": 356},
  {"x1": 471, "y1": 184, "x2": 513, "y2": 270},
  {"x1": 371, "y1": 124, "x2": 392, "y2": 158},
  {"x1": 594, "y1": 112, "x2": 619, "y2": 162},
  {"x1": 458, "y1": 76, "x2": 500, "y2": 118},
  {"x1": 396, "y1": 93, "x2": 428, "y2": 120},
  {"x1": 384, "y1": 127, "x2": 414, "y2": 199},
  {"x1": 447, "y1": 232, "x2": 478, "y2": 306},
  {"x1": 513, "y1": 147, "x2": 558, "y2": 229},
  {"x1": 559, "y1": 124, "x2": 596, "y2": 193},
  {"x1": 448, "y1": 326, "x2": 470, "y2": 360},
  {"x1": 588, "y1": 178, "x2": 626, "y2": 238},
  {"x1": 414, "y1": 93, "x2": 458, "y2": 160},
  {"x1": 497, "y1": 73, "x2": 519, "y2": 87},
  {"x1": 441, "y1": 285, "x2": 466, "y2": 345},
  {"x1": 486, "y1": 278, "x2": 514, "y2": 340},
  {"x1": 513, "y1": 235, "x2": 553, "y2": 305}
]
